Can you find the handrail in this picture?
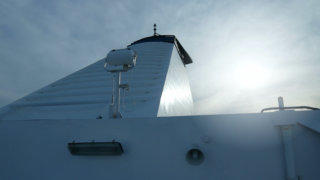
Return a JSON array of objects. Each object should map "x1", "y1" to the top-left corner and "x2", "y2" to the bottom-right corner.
[{"x1": 261, "y1": 106, "x2": 320, "y2": 113}]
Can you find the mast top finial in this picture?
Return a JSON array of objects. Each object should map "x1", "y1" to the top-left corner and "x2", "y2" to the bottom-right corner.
[{"x1": 153, "y1": 24, "x2": 157, "y2": 36}]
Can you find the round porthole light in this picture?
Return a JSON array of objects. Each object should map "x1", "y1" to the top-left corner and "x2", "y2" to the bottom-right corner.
[{"x1": 186, "y1": 148, "x2": 204, "y2": 165}]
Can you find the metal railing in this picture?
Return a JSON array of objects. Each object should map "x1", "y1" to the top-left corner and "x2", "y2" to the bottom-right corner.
[{"x1": 261, "y1": 106, "x2": 320, "y2": 113}]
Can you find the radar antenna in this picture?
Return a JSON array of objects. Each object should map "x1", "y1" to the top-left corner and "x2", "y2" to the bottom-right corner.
[{"x1": 104, "y1": 48, "x2": 137, "y2": 118}]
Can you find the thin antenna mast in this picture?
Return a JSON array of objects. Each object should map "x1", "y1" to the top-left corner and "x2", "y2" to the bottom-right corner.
[{"x1": 153, "y1": 24, "x2": 157, "y2": 36}]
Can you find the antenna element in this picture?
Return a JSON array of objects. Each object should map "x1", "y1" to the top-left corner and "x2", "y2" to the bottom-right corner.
[
  {"x1": 104, "y1": 48, "x2": 137, "y2": 118},
  {"x1": 153, "y1": 24, "x2": 157, "y2": 36}
]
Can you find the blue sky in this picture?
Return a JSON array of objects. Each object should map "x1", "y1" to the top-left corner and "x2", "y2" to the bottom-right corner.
[{"x1": 1, "y1": 0, "x2": 319, "y2": 114}]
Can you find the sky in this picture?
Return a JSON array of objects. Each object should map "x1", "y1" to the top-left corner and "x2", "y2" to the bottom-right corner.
[{"x1": 0, "y1": 0, "x2": 319, "y2": 114}]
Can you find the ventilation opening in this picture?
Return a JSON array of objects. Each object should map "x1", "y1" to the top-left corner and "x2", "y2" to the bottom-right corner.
[{"x1": 186, "y1": 148, "x2": 204, "y2": 165}]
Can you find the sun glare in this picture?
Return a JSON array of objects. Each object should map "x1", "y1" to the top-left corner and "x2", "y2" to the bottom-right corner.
[{"x1": 232, "y1": 63, "x2": 271, "y2": 89}]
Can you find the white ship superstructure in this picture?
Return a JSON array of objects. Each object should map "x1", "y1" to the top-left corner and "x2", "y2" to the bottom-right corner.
[
  {"x1": 0, "y1": 29, "x2": 320, "y2": 180},
  {"x1": 0, "y1": 34, "x2": 193, "y2": 120}
]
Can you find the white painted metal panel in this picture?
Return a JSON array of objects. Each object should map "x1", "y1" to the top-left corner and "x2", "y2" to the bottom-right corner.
[
  {"x1": 0, "y1": 42, "x2": 175, "y2": 120},
  {"x1": 1, "y1": 111, "x2": 320, "y2": 179},
  {"x1": 158, "y1": 46, "x2": 193, "y2": 116}
]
